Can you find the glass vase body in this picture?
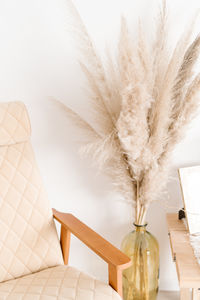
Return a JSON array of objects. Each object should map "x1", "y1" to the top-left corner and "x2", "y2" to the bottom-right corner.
[{"x1": 121, "y1": 224, "x2": 159, "y2": 300}]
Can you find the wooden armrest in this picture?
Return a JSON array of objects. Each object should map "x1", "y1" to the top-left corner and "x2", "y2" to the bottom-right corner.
[
  {"x1": 53, "y1": 208, "x2": 131, "y2": 269},
  {"x1": 53, "y1": 208, "x2": 131, "y2": 296}
]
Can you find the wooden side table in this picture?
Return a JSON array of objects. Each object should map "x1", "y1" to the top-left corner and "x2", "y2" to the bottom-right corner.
[{"x1": 167, "y1": 213, "x2": 200, "y2": 300}]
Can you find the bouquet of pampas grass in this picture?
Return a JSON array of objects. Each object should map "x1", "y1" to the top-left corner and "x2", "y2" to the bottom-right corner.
[{"x1": 56, "y1": 0, "x2": 200, "y2": 225}]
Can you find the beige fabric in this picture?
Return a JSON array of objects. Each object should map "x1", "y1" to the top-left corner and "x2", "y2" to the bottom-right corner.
[
  {"x1": 0, "y1": 265, "x2": 121, "y2": 300},
  {"x1": 0, "y1": 102, "x2": 63, "y2": 283},
  {"x1": 0, "y1": 102, "x2": 31, "y2": 146},
  {"x1": 0, "y1": 101, "x2": 121, "y2": 300}
]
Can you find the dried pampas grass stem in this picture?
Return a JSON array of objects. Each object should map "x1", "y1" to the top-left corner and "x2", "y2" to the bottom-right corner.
[{"x1": 57, "y1": 1, "x2": 200, "y2": 225}]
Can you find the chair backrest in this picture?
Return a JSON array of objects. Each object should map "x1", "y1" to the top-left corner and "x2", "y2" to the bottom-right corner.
[{"x1": 0, "y1": 102, "x2": 63, "y2": 283}]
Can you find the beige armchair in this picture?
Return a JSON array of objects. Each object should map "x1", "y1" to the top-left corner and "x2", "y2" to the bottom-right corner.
[{"x1": 0, "y1": 101, "x2": 131, "y2": 299}]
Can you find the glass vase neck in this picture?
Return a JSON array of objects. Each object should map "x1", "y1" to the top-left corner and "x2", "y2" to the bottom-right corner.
[{"x1": 133, "y1": 223, "x2": 147, "y2": 232}]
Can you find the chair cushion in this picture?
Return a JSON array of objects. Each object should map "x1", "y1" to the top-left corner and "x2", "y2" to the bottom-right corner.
[
  {"x1": 0, "y1": 102, "x2": 31, "y2": 146},
  {"x1": 0, "y1": 265, "x2": 122, "y2": 300},
  {"x1": 0, "y1": 102, "x2": 63, "y2": 283}
]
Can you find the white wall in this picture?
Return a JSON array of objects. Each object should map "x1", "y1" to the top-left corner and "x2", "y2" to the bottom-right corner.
[{"x1": 0, "y1": 0, "x2": 199, "y2": 291}]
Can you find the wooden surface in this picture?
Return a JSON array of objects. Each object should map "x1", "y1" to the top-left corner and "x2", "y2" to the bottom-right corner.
[
  {"x1": 53, "y1": 209, "x2": 131, "y2": 269},
  {"x1": 180, "y1": 289, "x2": 190, "y2": 300},
  {"x1": 167, "y1": 214, "x2": 200, "y2": 299},
  {"x1": 108, "y1": 264, "x2": 122, "y2": 297},
  {"x1": 167, "y1": 214, "x2": 186, "y2": 231},
  {"x1": 192, "y1": 289, "x2": 200, "y2": 300},
  {"x1": 60, "y1": 225, "x2": 71, "y2": 264},
  {"x1": 53, "y1": 208, "x2": 132, "y2": 296},
  {"x1": 167, "y1": 214, "x2": 200, "y2": 288}
]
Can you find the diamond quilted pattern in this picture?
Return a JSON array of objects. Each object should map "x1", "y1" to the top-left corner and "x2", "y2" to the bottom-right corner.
[
  {"x1": 0, "y1": 265, "x2": 121, "y2": 300},
  {"x1": 0, "y1": 102, "x2": 122, "y2": 300},
  {"x1": 0, "y1": 102, "x2": 31, "y2": 146},
  {"x1": 0, "y1": 102, "x2": 63, "y2": 283}
]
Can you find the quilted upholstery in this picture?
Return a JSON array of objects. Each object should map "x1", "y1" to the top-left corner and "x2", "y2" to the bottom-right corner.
[
  {"x1": 0, "y1": 265, "x2": 121, "y2": 300},
  {"x1": 0, "y1": 102, "x2": 31, "y2": 146},
  {"x1": 0, "y1": 101, "x2": 122, "y2": 300},
  {"x1": 0, "y1": 102, "x2": 63, "y2": 283}
]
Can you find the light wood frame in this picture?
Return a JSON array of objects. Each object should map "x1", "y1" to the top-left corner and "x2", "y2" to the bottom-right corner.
[
  {"x1": 167, "y1": 213, "x2": 200, "y2": 300},
  {"x1": 53, "y1": 209, "x2": 132, "y2": 297}
]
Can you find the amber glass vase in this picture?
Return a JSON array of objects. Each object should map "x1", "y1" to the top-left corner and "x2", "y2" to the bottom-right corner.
[{"x1": 121, "y1": 224, "x2": 159, "y2": 300}]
